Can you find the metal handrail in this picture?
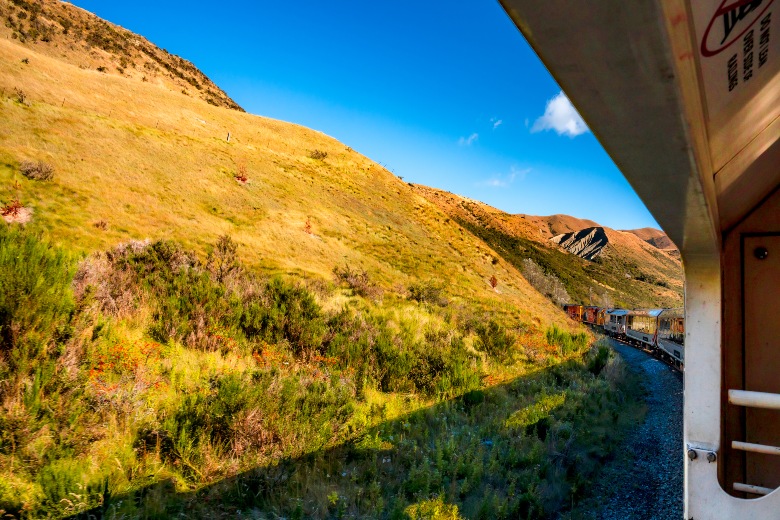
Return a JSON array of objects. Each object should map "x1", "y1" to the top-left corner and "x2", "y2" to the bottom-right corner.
[
  {"x1": 728, "y1": 390, "x2": 780, "y2": 410},
  {"x1": 734, "y1": 482, "x2": 775, "y2": 496},
  {"x1": 732, "y1": 441, "x2": 780, "y2": 456}
]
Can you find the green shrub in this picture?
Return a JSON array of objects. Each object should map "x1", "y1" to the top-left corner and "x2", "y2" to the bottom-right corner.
[
  {"x1": 406, "y1": 496, "x2": 464, "y2": 519},
  {"x1": 241, "y1": 277, "x2": 325, "y2": 358},
  {"x1": 588, "y1": 342, "x2": 612, "y2": 375},
  {"x1": 36, "y1": 458, "x2": 107, "y2": 516},
  {"x1": 0, "y1": 227, "x2": 74, "y2": 362},
  {"x1": 333, "y1": 264, "x2": 383, "y2": 300},
  {"x1": 545, "y1": 325, "x2": 588, "y2": 356},
  {"x1": 505, "y1": 393, "x2": 566, "y2": 430},
  {"x1": 474, "y1": 319, "x2": 514, "y2": 360},
  {"x1": 113, "y1": 240, "x2": 241, "y2": 349},
  {"x1": 207, "y1": 234, "x2": 240, "y2": 283},
  {"x1": 408, "y1": 280, "x2": 447, "y2": 306}
]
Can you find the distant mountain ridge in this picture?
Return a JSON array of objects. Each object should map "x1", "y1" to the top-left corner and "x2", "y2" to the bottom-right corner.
[
  {"x1": 623, "y1": 227, "x2": 677, "y2": 251},
  {"x1": 520, "y1": 214, "x2": 600, "y2": 239},
  {"x1": 412, "y1": 185, "x2": 683, "y2": 308}
]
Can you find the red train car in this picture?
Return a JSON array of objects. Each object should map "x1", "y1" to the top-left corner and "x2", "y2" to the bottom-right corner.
[
  {"x1": 563, "y1": 304, "x2": 583, "y2": 322},
  {"x1": 583, "y1": 306, "x2": 605, "y2": 326}
]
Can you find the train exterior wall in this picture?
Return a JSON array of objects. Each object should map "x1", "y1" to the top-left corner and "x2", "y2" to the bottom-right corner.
[{"x1": 564, "y1": 304, "x2": 584, "y2": 322}]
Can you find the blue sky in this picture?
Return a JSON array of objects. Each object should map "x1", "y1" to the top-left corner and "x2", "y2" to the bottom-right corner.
[{"x1": 69, "y1": 0, "x2": 659, "y2": 230}]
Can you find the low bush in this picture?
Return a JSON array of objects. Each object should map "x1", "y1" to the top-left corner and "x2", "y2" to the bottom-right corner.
[
  {"x1": 13, "y1": 87, "x2": 26, "y2": 104},
  {"x1": 20, "y1": 160, "x2": 54, "y2": 181},
  {"x1": 0, "y1": 226, "x2": 74, "y2": 360},
  {"x1": 206, "y1": 234, "x2": 240, "y2": 283},
  {"x1": 333, "y1": 264, "x2": 383, "y2": 300},
  {"x1": 408, "y1": 279, "x2": 447, "y2": 306},
  {"x1": 588, "y1": 341, "x2": 612, "y2": 375},
  {"x1": 474, "y1": 319, "x2": 515, "y2": 360},
  {"x1": 505, "y1": 392, "x2": 566, "y2": 430},
  {"x1": 323, "y1": 311, "x2": 480, "y2": 398},
  {"x1": 308, "y1": 149, "x2": 328, "y2": 160},
  {"x1": 545, "y1": 324, "x2": 589, "y2": 356},
  {"x1": 241, "y1": 277, "x2": 326, "y2": 358},
  {"x1": 406, "y1": 496, "x2": 464, "y2": 519}
]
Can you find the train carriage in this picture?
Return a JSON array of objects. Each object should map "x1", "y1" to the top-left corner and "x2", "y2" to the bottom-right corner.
[
  {"x1": 582, "y1": 305, "x2": 604, "y2": 326},
  {"x1": 657, "y1": 308, "x2": 684, "y2": 369},
  {"x1": 604, "y1": 309, "x2": 628, "y2": 337},
  {"x1": 626, "y1": 309, "x2": 663, "y2": 349},
  {"x1": 563, "y1": 304, "x2": 583, "y2": 322},
  {"x1": 595, "y1": 307, "x2": 605, "y2": 327}
]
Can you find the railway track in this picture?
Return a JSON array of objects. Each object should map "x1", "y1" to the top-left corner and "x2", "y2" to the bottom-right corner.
[
  {"x1": 594, "y1": 328, "x2": 684, "y2": 373},
  {"x1": 577, "y1": 339, "x2": 684, "y2": 519}
]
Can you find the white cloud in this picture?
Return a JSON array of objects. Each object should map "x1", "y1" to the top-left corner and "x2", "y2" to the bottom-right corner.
[
  {"x1": 458, "y1": 133, "x2": 479, "y2": 146},
  {"x1": 491, "y1": 117, "x2": 503, "y2": 129},
  {"x1": 478, "y1": 165, "x2": 531, "y2": 188},
  {"x1": 531, "y1": 91, "x2": 589, "y2": 137},
  {"x1": 482, "y1": 179, "x2": 506, "y2": 187}
]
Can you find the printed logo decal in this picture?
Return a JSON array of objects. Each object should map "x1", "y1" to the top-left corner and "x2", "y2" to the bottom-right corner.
[{"x1": 701, "y1": 0, "x2": 774, "y2": 57}]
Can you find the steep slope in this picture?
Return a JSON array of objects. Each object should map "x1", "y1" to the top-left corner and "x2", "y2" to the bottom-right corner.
[
  {"x1": 413, "y1": 185, "x2": 683, "y2": 308},
  {"x1": 0, "y1": 4, "x2": 569, "y2": 329},
  {"x1": 0, "y1": 0, "x2": 242, "y2": 110}
]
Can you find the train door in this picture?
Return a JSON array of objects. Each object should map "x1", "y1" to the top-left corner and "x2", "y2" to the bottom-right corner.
[{"x1": 723, "y1": 199, "x2": 780, "y2": 496}]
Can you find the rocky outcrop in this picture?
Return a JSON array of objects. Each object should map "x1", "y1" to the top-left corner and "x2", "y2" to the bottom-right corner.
[{"x1": 551, "y1": 227, "x2": 609, "y2": 260}]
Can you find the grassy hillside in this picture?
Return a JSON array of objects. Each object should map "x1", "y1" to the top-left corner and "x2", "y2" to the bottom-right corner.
[
  {"x1": 0, "y1": 0, "x2": 241, "y2": 110},
  {"x1": 0, "y1": 25, "x2": 567, "y2": 329},
  {"x1": 413, "y1": 185, "x2": 683, "y2": 309},
  {"x1": 0, "y1": 1, "x2": 650, "y2": 518}
]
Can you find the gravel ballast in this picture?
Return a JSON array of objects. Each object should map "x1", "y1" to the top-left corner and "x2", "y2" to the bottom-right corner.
[{"x1": 579, "y1": 338, "x2": 684, "y2": 519}]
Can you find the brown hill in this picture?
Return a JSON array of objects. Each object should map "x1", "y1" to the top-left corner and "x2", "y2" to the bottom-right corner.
[
  {"x1": 412, "y1": 185, "x2": 683, "y2": 308},
  {"x1": 624, "y1": 227, "x2": 677, "y2": 251},
  {"x1": 0, "y1": 0, "x2": 242, "y2": 110},
  {"x1": 522, "y1": 214, "x2": 600, "y2": 238}
]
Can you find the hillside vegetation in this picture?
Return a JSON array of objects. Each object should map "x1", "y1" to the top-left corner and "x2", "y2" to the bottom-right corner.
[
  {"x1": 0, "y1": 1, "x2": 648, "y2": 518},
  {"x1": 0, "y1": 228, "x2": 644, "y2": 518},
  {"x1": 0, "y1": 0, "x2": 241, "y2": 110},
  {"x1": 412, "y1": 186, "x2": 683, "y2": 309}
]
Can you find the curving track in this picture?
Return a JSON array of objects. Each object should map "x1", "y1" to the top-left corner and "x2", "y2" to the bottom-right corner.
[{"x1": 579, "y1": 339, "x2": 683, "y2": 519}]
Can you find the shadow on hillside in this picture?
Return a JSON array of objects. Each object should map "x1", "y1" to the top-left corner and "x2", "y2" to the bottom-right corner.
[{"x1": 68, "y1": 358, "x2": 638, "y2": 520}]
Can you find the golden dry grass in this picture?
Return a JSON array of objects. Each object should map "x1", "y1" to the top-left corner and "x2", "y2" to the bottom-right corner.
[{"x1": 0, "y1": 34, "x2": 571, "y2": 329}]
